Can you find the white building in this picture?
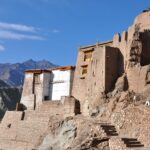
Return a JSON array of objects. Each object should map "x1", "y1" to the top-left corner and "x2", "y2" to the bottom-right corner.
[{"x1": 20, "y1": 66, "x2": 75, "y2": 110}]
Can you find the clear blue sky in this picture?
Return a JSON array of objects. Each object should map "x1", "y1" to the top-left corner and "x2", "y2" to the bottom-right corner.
[{"x1": 0, "y1": 0, "x2": 149, "y2": 66}]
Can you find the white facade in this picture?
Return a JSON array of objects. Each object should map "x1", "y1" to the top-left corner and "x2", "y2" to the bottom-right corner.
[
  {"x1": 50, "y1": 70, "x2": 74, "y2": 100},
  {"x1": 20, "y1": 67, "x2": 75, "y2": 109}
]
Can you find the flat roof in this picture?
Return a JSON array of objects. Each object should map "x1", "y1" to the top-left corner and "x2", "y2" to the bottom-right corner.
[
  {"x1": 49, "y1": 66, "x2": 75, "y2": 71},
  {"x1": 142, "y1": 8, "x2": 150, "y2": 13},
  {"x1": 25, "y1": 69, "x2": 51, "y2": 73},
  {"x1": 25, "y1": 66, "x2": 75, "y2": 73},
  {"x1": 80, "y1": 40, "x2": 113, "y2": 50}
]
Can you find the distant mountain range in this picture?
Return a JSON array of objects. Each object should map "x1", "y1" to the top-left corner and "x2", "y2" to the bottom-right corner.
[{"x1": 0, "y1": 59, "x2": 57, "y2": 87}]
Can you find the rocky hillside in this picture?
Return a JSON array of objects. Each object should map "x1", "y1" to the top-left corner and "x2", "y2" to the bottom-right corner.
[
  {"x1": 0, "y1": 59, "x2": 57, "y2": 86},
  {"x1": 0, "y1": 93, "x2": 149, "y2": 149}
]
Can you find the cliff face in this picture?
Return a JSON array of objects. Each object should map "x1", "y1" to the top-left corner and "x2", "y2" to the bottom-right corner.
[{"x1": 0, "y1": 86, "x2": 21, "y2": 119}]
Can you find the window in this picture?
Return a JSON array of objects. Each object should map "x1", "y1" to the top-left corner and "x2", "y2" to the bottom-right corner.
[
  {"x1": 80, "y1": 65, "x2": 88, "y2": 79},
  {"x1": 82, "y1": 66, "x2": 88, "y2": 75},
  {"x1": 34, "y1": 74, "x2": 40, "y2": 84},
  {"x1": 44, "y1": 96, "x2": 49, "y2": 101},
  {"x1": 84, "y1": 50, "x2": 93, "y2": 62}
]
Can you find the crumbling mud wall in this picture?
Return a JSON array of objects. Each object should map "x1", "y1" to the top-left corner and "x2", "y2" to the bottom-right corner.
[
  {"x1": 112, "y1": 11, "x2": 150, "y2": 95},
  {"x1": 71, "y1": 10, "x2": 150, "y2": 116}
]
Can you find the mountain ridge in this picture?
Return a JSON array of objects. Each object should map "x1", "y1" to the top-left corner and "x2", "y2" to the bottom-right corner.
[{"x1": 0, "y1": 59, "x2": 57, "y2": 87}]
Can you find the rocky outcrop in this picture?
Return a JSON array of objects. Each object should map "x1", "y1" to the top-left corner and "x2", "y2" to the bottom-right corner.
[
  {"x1": 37, "y1": 118, "x2": 77, "y2": 150},
  {"x1": 128, "y1": 24, "x2": 142, "y2": 68}
]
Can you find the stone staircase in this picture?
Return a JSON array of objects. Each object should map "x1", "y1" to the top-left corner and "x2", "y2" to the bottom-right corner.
[
  {"x1": 100, "y1": 124, "x2": 149, "y2": 150},
  {"x1": 122, "y1": 138, "x2": 144, "y2": 148},
  {"x1": 0, "y1": 107, "x2": 149, "y2": 149},
  {"x1": 24, "y1": 110, "x2": 52, "y2": 121},
  {"x1": 0, "y1": 109, "x2": 52, "y2": 150},
  {"x1": 101, "y1": 124, "x2": 118, "y2": 136}
]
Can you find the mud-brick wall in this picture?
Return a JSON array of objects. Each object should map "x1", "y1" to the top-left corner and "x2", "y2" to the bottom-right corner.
[
  {"x1": 127, "y1": 65, "x2": 150, "y2": 93},
  {"x1": 105, "y1": 46, "x2": 118, "y2": 93}
]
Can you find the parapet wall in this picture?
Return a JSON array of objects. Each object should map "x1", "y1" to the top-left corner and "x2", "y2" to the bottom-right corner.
[
  {"x1": 37, "y1": 96, "x2": 80, "y2": 117},
  {"x1": 134, "y1": 10, "x2": 150, "y2": 31},
  {"x1": 1, "y1": 96, "x2": 80, "y2": 130},
  {"x1": 1, "y1": 111, "x2": 24, "y2": 128},
  {"x1": 111, "y1": 11, "x2": 150, "y2": 95}
]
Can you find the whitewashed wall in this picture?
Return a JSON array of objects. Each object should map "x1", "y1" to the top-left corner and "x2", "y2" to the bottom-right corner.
[
  {"x1": 50, "y1": 70, "x2": 74, "y2": 100},
  {"x1": 20, "y1": 69, "x2": 74, "y2": 109}
]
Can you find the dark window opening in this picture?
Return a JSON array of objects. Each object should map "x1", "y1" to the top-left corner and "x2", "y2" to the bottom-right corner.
[
  {"x1": 80, "y1": 65, "x2": 88, "y2": 79},
  {"x1": 140, "y1": 31, "x2": 150, "y2": 66},
  {"x1": 84, "y1": 50, "x2": 93, "y2": 62},
  {"x1": 44, "y1": 96, "x2": 49, "y2": 101}
]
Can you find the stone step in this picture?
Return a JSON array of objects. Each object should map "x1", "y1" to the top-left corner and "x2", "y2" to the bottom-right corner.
[
  {"x1": 0, "y1": 139, "x2": 34, "y2": 150},
  {"x1": 125, "y1": 141, "x2": 142, "y2": 145},
  {"x1": 16, "y1": 127, "x2": 45, "y2": 144},
  {"x1": 0, "y1": 140, "x2": 15, "y2": 150},
  {"x1": 0, "y1": 111, "x2": 50, "y2": 148},
  {"x1": 36, "y1": 102, "x2": 64, "y2": 116},
  {"x1": 101, "y1": 125, "x2": 119, "y2": 136},
  {"x1": 134, "y1": 148, "x2": 150, "y2": 150},
  {"x1": 12, "y1": 119, "x2": 49, "y2": 132},
  {"x1": 122, "y1": 138, "x2": 144, "y2": 148},
  {"x1": 101, "y1": 125, "x2": 116, "y2": 128},
  {"x1": 24, "y1": 110, "x2": 52, "y2": 121},
  {"x1": 101, "y1": 128, "x2": 118, "y2": 132},
  {"x1": 101, "y1": 127, "x2": 117, "y2": 131},
  {"x1": 37, "y1": 101, "x2": 62, "y2": 111},
  {"x1": 0, "y1": 128, "x2": 17, "y2": 140},
  {"x1": 109, "y1": 137, "x2": 147, "y2": 150},
  {"x1": 0, "y1": 124, "x2": 45, "y2": 145}
]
